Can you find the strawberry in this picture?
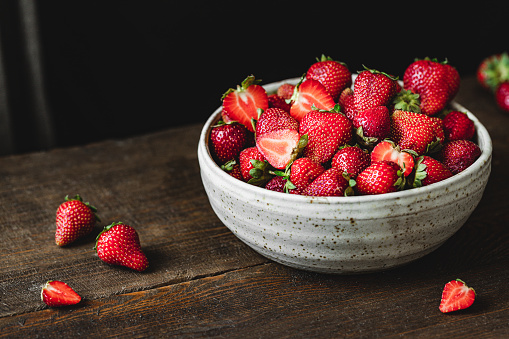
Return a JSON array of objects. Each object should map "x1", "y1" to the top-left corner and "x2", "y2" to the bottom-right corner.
[
  {"x1": 370, "y1": 140, "x2": 415, "y2": 177},
  {"x1": 264, "y1": 176, "x2": 287, "y2": 193},
  {"x1": 303, "y1": 167, "x2": 355, "y2": 197},
  {"x1": 41, "y1": 280, "x2": 81, "y2": 307},
  {"x1": 439, "y1": 279, "x2": 476, "y2": 313},
  {"x1": 268, "y1": 94, "x2": 291, "y2": 112},
  {"x1": 55, "y1": 194, "x2": 99, "y2": 246},
  {"x1": 289, "y1": 157, "x2": 325, "y2": 192},
  {"x1": 299, "y1": 106, "x2": 353, "y2": 164},
  {"x1": 495, "y1": 82, "x2": 509, "y2": 112},
  {"x1": 390, "y1": 110, "x2": 437, "y2": 155},
  {"x1": 239, "y1": 146, "x2": 270, "y2": 183},
  {"x1": 289, "y1": 77, "x2": 335, "y2": 122},
  {"x1": 356, "y1": 161, "x2": 405, "y2": 195},
  {"x1": 403, "y1": 58, "x2": 460, "y2": 116},
  {"x1": 354, "y1": 66, "x2": 399, "y2": 112},
  {"x1": 256, "y1": 129, "x2": 304, "y2": 169},
  {"x1": 438, "y1": 139, "x2": 481, "y2": 174},
  {"x1": 331, "y1": 145, "x2": 370, "y2": 178},
  {"x1": 209, "y1": 121, "x2": 249, "y2": 164},
  {"x1": 255, "y1": 107, "x2": 299, "y2": 140},
  {"x1": 338, "y1": 87, "x2": 357, "y2": 120},
  {"x1": 443, "y1": 111, "x2": 475, "y2": 141},
  {"x1": 221, "y1": 75, "x2": 268, "y2": 132},
  {"x1": 412, "y1": 156, "x2": 453, "y2": 187},
  {"x1": 221, "y1": 159, "x2": 243, "y2": 181},
  {"x1": 476, "y1": 52, "x2": 509, "y2": 91},
  {"x1": 306, "y1": 54, "x2": 352, "y2": 101},
  {"x1": 353, "y1": 105, "x2": 391, "y2": 146},
  {"x1": 277, "y1": 83, "x2": 295, "y2": 100},
  {"x1": 95, "y1": 222, "x2": 149, "y2": 272}
]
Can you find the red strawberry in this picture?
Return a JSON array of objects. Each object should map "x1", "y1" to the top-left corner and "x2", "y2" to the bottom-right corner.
[
  {"x1": 353, "y1": 105, "x2": 391, "y2": 146},
  {"x1": 439, "y1": 279, "x2": 476, "y2": 313},
  {"x1": 476, "y1": 52, "x2": 509, "y2": 91},
  {"x1": 306, "y1": 54, "x2": 352, "y2": 101},
  {"x1": 443, "y1": 111, "x2": 475, "y2": 141},
  {"x1": 41, "y1": 280, "x2": 81, "y2": 307},
  {"x1": 277, "y1": 83, "x2": 295, "y2": 100},
  {"x1": 55, "y1": 194, "x2": 99, "y2": 246},
  {"x1": 354, "y1": 66, "x2": 399, "y2": 112},
  {"x1": 255, "y1": 107, "x2": 298, "y2": 140},
  {"x1": 438, "y1": 139, "x2": 481, "y2": 174},
  {"x1": 264, "y1": 176, "x2": 287, "y2": 193},
  {"x1": 371, "y1": 140, "x2": 415, "y2": 177},
  {"x1": 299, "y1": 107, "x2": 353, "y2": 164},
  {"x1": 338, "y1": 87, "x2": 357, "y2": 120},
  {"x1": 289, "y1": 157, "x2": 325, "y2": 192},
  {"x1": 221, "y1": 159, "x2": 243, "y2": 181},
  {"x1": 289, "y1": 78, "x2": 335, "y2": 122},
  {"x1": 356, "y1": 161, "x2": 405, "y2": 195},
  {"x1": 303, "y1": 167, "x2": 355, "y2": 197},
  {"x1": 268, "y1": 94, "x2": 291, "y2": 112},
  {"x1": 390, "y1": 110, "x2": 437, "y2": 155},
  {"x1": 209, "y1": 121, "x2": 249, "y2": 164},
  {"x1": 239, "y1": 146, "x2": 269, "y2": 183},
  {"x1": 495, "y1": 82, "x2": 509, "y2": 112},
  {"x1": 331, "y1": 145, "x2": 370, "y2": 178},
  {"x1": 221, "y1": 75, "x2": 268, "y2": 132},
  {"x1": 412, "y1": 156, "x2": 453, "y2": 187},
  {"x1": 95, "y1": 222, "x2": 149, "y2": 272},
  {"x1": 403, "y1": 58, "x2": 460, "y2": 116},
  {"x1": 256, "y1": 129, "x2": 303, "y2": 169}
]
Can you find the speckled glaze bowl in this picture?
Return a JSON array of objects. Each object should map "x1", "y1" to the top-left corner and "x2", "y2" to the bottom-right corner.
[{"x1": 197, "y1": 77, "x2": 492, "y2": 274}]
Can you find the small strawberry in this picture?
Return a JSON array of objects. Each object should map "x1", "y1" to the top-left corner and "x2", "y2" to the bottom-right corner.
[
  {"x1": 390, "y1": 110, "x2": 437, "y2": 155},
  {"x1": 370, "y1": 140, "x2": 415, "y2": 177},
  {"x1": 356, "y1": 161, "x2": 405, "y2": 195},
  {"x1": 209, "y1": 121, "x2": 249, "y2": 164},
  {"x1": 55, "y1": 194, "x2": 99, "y2": 246},
  {"x1": 239, "y1": 146, "x2": 271, "y2": 184},
  {"x1": 354, "y1": 66, "x2": 399, "y2": 112},
  {"x1": 476, "y1": 52, "x2": 509, "y2": 91},
  {"x1": 41, "y1": 280, "x2": 81, "y2": 307},
  {"x1": 353, "y1": 105, "x2": 391, "y2": 147},
  {"x1": 331, "y1": 145, "x2": 370, "y2": 178},
  {"x1": 264, "y1": 176, "x2": 288, "y2": 193},
  {"x1": 412, "y1": 156, "x2": 453, "y2": 187},
  {"x1": 299, "y1": 106, "x2": 353, "y2": 164},
  {"x1": 443, "y1": 111, "x2": 475, "y2": 141},
  {"x1": 338, "y1": 87, "x2": 357, "y2": 120},
  {"x1": 277, "y1": 83, "x2": 295, "y2": 100},
  {"x1": 438, "y1": 139, "x2": 481, "y2": 174},
  {"x1": 495, "y1": 82, "x2": 509, "y2": 112},
  {"x1": 221, "y1": 75, "x2": 268, "y2": 132},
  {"x1": 95, "y1": 222, "x2": 149, "y2": 272},
  {"x1": 289, "y1": 77, "x2": 335, "y2": 122},
  {"x1": 303, "y1": 167, "x2": 355, "y2": 197},
  {"x1": 403, "y1": 57, "x2": 460, "y2": 116},
  {"x1": 306, "y1": 54, "x2": 352, "y2": 101},
  {"x1": 221, "y1": 159, "x2": 243, "y2": 181},
  {"x1": 255, "y1": 107, "x2": 299, "y2": 140},
  {"x1": 256, "y1": 129, "x2": 305, "y2": 169},
  {"x1": 289, "y1": 157, "x2": 325, "y2": 192},
  {"x1": 268, "y1": 94, "x2": 291, "y2": 112},
  {"x1": 439, "y1": 279, "x2": 476, "y2": 313}
]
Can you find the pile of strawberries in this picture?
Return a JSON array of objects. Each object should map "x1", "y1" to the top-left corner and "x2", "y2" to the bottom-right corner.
[{"x1": 209, "y1": 55, "x2": 482, "y2": 196}]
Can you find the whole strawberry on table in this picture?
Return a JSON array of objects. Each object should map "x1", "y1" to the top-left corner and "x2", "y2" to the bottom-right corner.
[
  {"x1": 209, "y1": 55, "x2": 482, "y2": 196},
  {"x1": 477, "y1": 52, "x2": 509, "y2": 112}
]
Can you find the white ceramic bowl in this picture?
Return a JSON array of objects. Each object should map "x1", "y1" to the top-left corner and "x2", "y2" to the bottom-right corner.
[{"x1": 198, "y1": 77, "x2": 492, "y2": 274}]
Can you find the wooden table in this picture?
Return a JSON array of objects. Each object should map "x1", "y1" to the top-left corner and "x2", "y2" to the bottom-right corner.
[{"x1": 1, "y1": 76, "x2": 508, "y2": 337}]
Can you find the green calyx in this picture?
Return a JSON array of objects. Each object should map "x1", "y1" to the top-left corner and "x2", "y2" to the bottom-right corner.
[
  {"x1": 342, "y1": 172, "x2": 356, "y2": 197},
  {"x1": 482, "y1": 52, "x2": 509, "y2": 92},
  {"x1": 359, "y1": 65, "x2": 399, "y2": 81},
  {"x1": 393, "y1": 89, "x2": 421, "y2": 113},
  {"x1": 415, "y1": 57, "x2": 449, "y2": 65},
  {"x1": 247, "y1": 159, "x2": 273, "y2": 187},
  {"x1": 93, "y1": 222, "x2": 123, "y2": 250},
  {"x1": 221, "y1": 74, "x2": 262, "y2": 100},
  {"x1": 411, "y1": 156, "x2": 428, "y2": 188},
  {"x1": 65, "y1": 194, "x2": 100, "y2": 222}
]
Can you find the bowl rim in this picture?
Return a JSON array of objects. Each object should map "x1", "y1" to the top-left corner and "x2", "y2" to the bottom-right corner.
[{"x1": 198, "y1": 77, "x2": 493, "y2": 204}]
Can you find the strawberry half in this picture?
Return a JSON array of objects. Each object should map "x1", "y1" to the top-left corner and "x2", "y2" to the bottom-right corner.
[
  {"x1": 289, "y1": 77, "x2": 335, "y2": 122},
  {"x1": 371, "y1": 140, "x2": 415, "y2": 177},
  {"x1": 221, "y1": 75, "x2": 268, "y2": 132},
  {"x1": 55, "y1": 194, "x2": 99, "y2": 246},
  {"x1": 41, "y1": 280, "x2": 81, "y2": 307},
  {"x1": 256, "y1": 129, "x2": 304, "y2": 169},
  {"x1": 439, "y1": 279, "x2": 476, "y2": 313}
]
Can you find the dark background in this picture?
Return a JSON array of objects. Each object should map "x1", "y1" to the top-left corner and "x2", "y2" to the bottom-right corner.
[{"x1": 17, "y1": 2, "x2": 509, "y2": 150}]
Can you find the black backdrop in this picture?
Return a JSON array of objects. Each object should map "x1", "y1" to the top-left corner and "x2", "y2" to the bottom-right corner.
[{"x1": 35, "y1": 1, "x2": 507, "y2": 150}]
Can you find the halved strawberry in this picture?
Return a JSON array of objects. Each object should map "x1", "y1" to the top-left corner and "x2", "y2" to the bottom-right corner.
[
  {"x1": 221, "y1": 75, "x2": 268, "y2": 132},
  {"x1": 289, "y1": 77, "x2": 335, "y2": 122},
  {"x1": 256, "y1": 129, "x2": 305, "y2": 169},
  {"x1": 439, "y1": 279, "x2": 476, "y2": 313},
  {"x1": 41, "y1": 280, "x2": 82, "y2": 307},
  {"x1": 371, "y1": 140, "x2": 415, "y2": 177}
]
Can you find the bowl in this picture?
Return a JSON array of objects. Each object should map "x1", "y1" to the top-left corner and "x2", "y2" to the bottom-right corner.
[{"x1": 197, "y1": 77, "x2": 492, "y2": 274}]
